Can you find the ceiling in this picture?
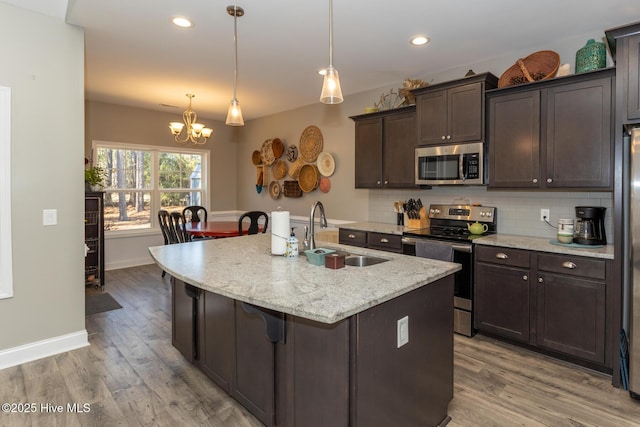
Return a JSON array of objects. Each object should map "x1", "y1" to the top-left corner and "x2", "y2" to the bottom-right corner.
[{"x1": 5, "y1": 0, "x2": 640, "y2": 122}]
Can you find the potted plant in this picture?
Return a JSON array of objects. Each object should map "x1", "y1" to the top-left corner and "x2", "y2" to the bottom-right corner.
[{"x1": 85, "y1": 166, "x2": 105, "y2": 192}]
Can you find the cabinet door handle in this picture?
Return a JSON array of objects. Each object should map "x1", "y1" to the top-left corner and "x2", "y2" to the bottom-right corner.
[
  {"x1": 377, "y1": 180, "x2": 381, "y2": 185},
  {"x1": 538, "y1": 277, "x2": 544, "y2": 284},
  {"x1": 348, "y1": 234, "x2": 356, "y2": 239},
  {"x1": 380, "y1": 238, "x2": 389, "y2": 243},
  {"x1": 384, "y1": 180, "x2": 389, "y2": 185},
  {"x1": 446, "y1": 135, "x2": 451, "y2": 140},
  {"x1": 533, "y1": 178, "x2": 538, "y2": 184},
  {"x1": 561, "y1": 261, "x2": 577, "y2": 269},
  {"x1": 441, "y1": 135, "x2": 446, "y2": 140},
  {"x1": 547, "y1": 178, "x2": 553, "y2": 184},
  {"x1": 495, "y1": 252, "x2": 508, "y2": 259},
  {"x1": 523, "y1": 275, "x2": 528, "y2": 281}
]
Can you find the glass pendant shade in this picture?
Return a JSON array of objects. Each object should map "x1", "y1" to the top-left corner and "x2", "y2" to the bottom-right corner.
[
  {"x1": 225, "y1": 98, "x2": 244, "y2": 126},
  {"x1": 320, "y1": 67, "x2": 343, "y2": 104}
]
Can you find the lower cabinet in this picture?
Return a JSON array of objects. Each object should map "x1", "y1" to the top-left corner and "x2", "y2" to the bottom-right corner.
[
  {"x1": 339, "y1": 228, "x2": 403, "y2": 253},
  {"x1": 475, "y1": 246, "x2": 611, "y2": 369},
  {"x1": 171, "y1": 276, "x2": 454, "y2": 427}
]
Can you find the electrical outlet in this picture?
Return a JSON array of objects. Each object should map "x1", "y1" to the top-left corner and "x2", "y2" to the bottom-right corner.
[
  {"x1": 540, "y1": 208, "x2": 550, "y2": 222},
  {"x1": 397, "y1": 316, "x2": 409, "y2": 348}
]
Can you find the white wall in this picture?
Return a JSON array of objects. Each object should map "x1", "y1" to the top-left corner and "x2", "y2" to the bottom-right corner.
[{"x1": 0, "y1": 3, "x2": 87, "y2": 364}]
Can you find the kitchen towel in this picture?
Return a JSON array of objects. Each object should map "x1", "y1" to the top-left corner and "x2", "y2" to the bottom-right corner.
[
  {"x1": 415, "y1": 240, "x2": 454, "y2": 262},
  {"x1": 271, "y1": 210, "x2": 290, "y2": 255}
]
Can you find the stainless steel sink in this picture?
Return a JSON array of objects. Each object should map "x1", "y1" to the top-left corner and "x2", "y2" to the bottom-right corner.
[{"x1": 345, "y1": 255, "x2": 389, "y2": 267}]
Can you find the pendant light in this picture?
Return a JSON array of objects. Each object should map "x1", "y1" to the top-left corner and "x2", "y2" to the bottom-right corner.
[
  {"x1": 226, "y1": 5, "x2": 245, "y2": 126},
  {"x1": 320, "y1": 0, "x2": 343, "y2": 104}
]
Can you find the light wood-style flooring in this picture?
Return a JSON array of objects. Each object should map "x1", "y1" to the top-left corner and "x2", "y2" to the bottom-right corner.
[{"x1": 1, "y1": 264, "x2": 639, "y2": 426}]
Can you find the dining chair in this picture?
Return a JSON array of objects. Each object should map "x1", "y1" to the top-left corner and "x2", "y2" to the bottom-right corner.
[
  {"x1": 170, "y1": 211, "x2": 192, "y2": 243},
  {"x1": 238, "y1": 211, "x2": 269, "y2": 235},
  {"x1": 158, "y1": 210, "x2": 173, "y2": 277},
  {"x1": 182, "y1": 205, "x2": 208, "y2": 223}
]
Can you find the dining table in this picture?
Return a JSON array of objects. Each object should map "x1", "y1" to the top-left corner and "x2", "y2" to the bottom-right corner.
[{"x1": 184, "y1": 221, "x2": 262, "y2": 238}]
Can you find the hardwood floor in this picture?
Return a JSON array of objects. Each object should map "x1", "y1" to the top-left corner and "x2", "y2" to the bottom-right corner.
[{"x1": 1, "y1": 264, "x2": 639, "y2": 426}]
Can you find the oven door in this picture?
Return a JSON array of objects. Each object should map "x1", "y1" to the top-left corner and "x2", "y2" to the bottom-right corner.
[{"x1": 402, "y1": 236, "x2": 475, "y2": 336}]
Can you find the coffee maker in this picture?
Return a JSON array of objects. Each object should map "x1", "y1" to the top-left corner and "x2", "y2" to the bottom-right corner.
[{"x1": 573, "y1": 206, "x2": 607, "y2": 245}]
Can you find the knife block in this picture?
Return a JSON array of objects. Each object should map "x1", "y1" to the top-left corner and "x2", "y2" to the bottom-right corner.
[{"x1": 405, "y1": 207, "x2": 429, "y2": 229}]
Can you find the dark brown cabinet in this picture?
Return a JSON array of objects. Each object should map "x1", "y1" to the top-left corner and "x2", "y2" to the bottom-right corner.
[
  {"x1": 475, "y1": 245, "x2": 612, "y2": 369},
  {"x1": 339, "y1": 228, "x2": 403, "y2": 253},
  {"x1": 350, "y1": 106, "x2": 417, "y2": 189},
  {"x1": 536, "y1": 253, "x2": 607, "y2": 364},
  {"x1": 413, "y1": 73, "x2": 497, "y2": 146},
  {"x1": 171, "y1": 279, "x2": 199, "y2": 363},
  {"x1": 199, "y1": 290, "x2": 234, "y2": 392},
  {"x1": 606, "y1": 23, "x2": 640, "y2": 124},
  {"x1": 487, "y1": 69, "x2": 614, "y2": 190},
  {"x1": 475, "y1": 247, "x2": 531, "y2": 343},
  {"x1": 84, "y1": 192, "x2": 104, "y2": 289}
]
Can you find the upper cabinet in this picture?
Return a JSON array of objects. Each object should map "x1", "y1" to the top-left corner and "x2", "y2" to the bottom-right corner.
[
  {"x1": 412, "y1": 73, "x2": 498, "y2": 146},
  {"x1": 605, "y1": 22, "x2": 640, "y2": 125},
  {"x1": 350, "y1": 106, "x2": 417, "y2": 189},
  {"x1": 487, "y1": 68, "x2": 614, "y2": 190}
]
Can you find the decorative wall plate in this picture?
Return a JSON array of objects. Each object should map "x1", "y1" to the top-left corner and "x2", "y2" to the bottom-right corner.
[{"x1": 299, "y1": 125, "x2": 323, "y2": 162}]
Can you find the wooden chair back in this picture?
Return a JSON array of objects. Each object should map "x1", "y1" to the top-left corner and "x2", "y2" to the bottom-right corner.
[{"x1": 238, "y1": 211, "x2": 269, "y2": 235}]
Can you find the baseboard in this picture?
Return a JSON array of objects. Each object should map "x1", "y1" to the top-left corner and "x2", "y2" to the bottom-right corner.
[
  {"x1": 0, "y1": 330, "x2": 89, "y2": 370},
  {"x1": 106, "y1": 256, "x2": 155, "y2": 271}
]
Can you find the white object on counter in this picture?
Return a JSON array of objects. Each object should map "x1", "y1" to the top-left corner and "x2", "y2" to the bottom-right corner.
[{"x1": 271, "y1": 210, "x2": 290, "y2": 255}]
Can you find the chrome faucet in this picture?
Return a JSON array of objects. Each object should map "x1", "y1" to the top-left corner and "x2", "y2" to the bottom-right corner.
[{"x1": 308, "y1": 201, "x2": 328, "y2": 251}]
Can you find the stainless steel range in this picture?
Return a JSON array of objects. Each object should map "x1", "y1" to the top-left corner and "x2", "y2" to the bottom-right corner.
[{"x1": 402, "y1": 204, "x2": 497, "y2": 336}]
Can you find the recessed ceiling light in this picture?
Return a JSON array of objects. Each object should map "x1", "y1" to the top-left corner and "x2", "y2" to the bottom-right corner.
[
  {"x1": 410, "y1": 35, "x2": 429, "y2": 46},
  {"x1": 172, "y1": 17, "x2": 193, "y2": 28}
]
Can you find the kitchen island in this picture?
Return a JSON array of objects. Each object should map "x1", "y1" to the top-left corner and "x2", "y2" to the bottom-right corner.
[{"x1": 149, "y1": 234, "x2": 460, "y2": 427}]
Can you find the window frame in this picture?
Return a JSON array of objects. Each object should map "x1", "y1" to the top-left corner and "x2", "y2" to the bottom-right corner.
[{"x1": 91, "y1": 140, "x2": 209, "y2": 238}]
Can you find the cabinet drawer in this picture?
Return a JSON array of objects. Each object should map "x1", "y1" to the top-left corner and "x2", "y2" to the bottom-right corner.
[
  {"x1": 537, "y1": 253, "x2": 606, "y2": 280},
  {"x1": 367, "y1": 232, "x2": 402, "y2": 253},
  {"x1": 475, "y1": 246, "x2": 530, "y2": 268},
  {"x1": 339, "y1": 229, "x2": 367, "y2": 247}
]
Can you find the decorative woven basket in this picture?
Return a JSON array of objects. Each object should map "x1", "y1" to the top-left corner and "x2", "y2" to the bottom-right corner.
[
  {"x1": 283, "y1": 180, "x2": 302, "y2": 198},
  {"x1": 498, "y1": 50, "x2": 560, "y2": 88}
]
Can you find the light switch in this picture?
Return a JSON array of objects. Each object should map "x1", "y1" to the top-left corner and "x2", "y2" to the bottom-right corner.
[
  {"x1": 43, "y1": 209, "x2": 57, "y2": 226},
  {"x1": 397, "y1": 316, "x2": 409, "y2": 348}
]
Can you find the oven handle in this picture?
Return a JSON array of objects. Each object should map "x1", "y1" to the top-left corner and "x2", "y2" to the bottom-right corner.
[{"x1": 401, "y1": 237, "x2": 472, "y2": 253}]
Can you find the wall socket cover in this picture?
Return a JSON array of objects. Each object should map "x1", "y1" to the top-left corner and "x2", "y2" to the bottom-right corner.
[
  {"x1": 397, "y1": 316, "x2": 409, "y2": 348},
  {"x1": 540, "y1": 208, "x2": 550, "y2": 222}
]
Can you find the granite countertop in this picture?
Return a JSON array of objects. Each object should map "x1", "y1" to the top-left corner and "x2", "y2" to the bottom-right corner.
[
  {"x1": 339, "y1": 221, "x2": 421, "y2": 235},
  {"x1": 474, "y1": 234, "x2": 614, "y2": 260},
  {"x1": 149, "y1": 234, "x2": 460, "y2": 324}
]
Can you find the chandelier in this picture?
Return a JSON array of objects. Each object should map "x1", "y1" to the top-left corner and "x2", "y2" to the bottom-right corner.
[
  {"x1": 225, "y1": 5, "x2": 244, "y2": 126},
  {"x1": 319, "y1": 0, "x2": 343, "y2": 104},
  {"x1": 169, "y1": 94, "x2": 213, "y2": 144}
]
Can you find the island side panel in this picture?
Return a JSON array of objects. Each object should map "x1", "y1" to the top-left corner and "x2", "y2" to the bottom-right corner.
[
  {"x1": 353, "y1": 276, "x2": 454, "y2": 427},
  {"x1": 199, "y1": 289, "x2": 235, "y2": 393},
  {"x1": 285, "y1": 317, "x2": 350, "y2": 427},
  {"x1": 233, "y1": 302, "x2": 276, "y2": 427}
]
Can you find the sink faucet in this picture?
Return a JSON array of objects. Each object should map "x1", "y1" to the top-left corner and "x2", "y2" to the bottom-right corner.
[{"x1": 308, "y1": 201, "x2": 328, "y2": 251}]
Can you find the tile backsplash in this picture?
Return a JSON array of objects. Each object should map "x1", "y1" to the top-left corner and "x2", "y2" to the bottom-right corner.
[{"x1": 369, "y1": 186, "x2": 613, "y2": 243}]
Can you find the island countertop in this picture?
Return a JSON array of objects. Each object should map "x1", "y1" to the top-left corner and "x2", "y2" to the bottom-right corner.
[{"x1": 149, "y1": 233, "x2": 460, "y2": 324}]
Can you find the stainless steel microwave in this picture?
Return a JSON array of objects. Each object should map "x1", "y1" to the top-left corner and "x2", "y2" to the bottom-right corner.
[{"x1": 415, "y1": 142, "x2": 484, "y2": 185}]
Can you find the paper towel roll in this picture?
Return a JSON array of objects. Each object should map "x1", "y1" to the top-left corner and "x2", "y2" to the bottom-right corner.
[{"x1": 271, "y1": 210, "x2": 290, "y2": 255}]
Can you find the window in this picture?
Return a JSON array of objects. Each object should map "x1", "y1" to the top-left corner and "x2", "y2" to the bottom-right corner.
[{"x1": 92, "y1": 141, "x2": 208, "y2": 234}]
